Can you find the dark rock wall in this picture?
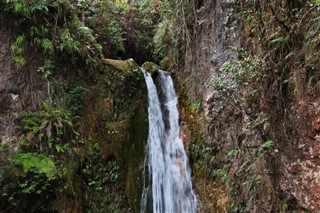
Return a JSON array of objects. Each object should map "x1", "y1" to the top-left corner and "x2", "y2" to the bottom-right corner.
[{"x1": 0, "y1": 26, "x2": 47, "y2": 147}]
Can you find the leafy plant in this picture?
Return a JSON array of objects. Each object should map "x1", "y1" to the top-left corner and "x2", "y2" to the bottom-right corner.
[
  {"x1": 4, "y1": 0, "x2": 50, "y2": 17},
  {"x1": 219, "y1": 52, "x2": 264, "y2": 86},
  {"x1": 13, "y1": 153, "x2": 56, "y2": 178},
  {"x1": 217, "y1": 139, "x2": 275, "y2": 212},
  {"x1": 0, "y1": 152, "x2": 59, "y2": 212},
  {"x1": 41, "y1": 38, "x2": 54, "y2": 54},
  {"x1": 37, "y1": 59, "x2": 54, "y2": 78},
  {"x1": 190, "y1": 99, "x2": 202, "y2": 114},
  {"x1": 0, "y1": 144, "x2": 13, "y2": 163},
  {"x1": 59, "y1": 28, "x2": 81, "y2": 54},
  {"x1": 11, "y1": 34, "x2": 26, "y2": 68},
  {"x1": 211, "y1": 75, "x2": 232, "y2": 92},
  {"x1": 17, "y1": 99, "x2": 75, "y2": 152},
  {"x1": 65, "y1": 81, "x2": 88, "y2": 115},
  {"x1": 82, "y1": 141, "x2": 124, "y2": 212}
]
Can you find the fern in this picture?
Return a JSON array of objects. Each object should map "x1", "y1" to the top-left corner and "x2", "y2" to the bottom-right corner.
[
  {"x1": 59, "y1": 29, "x2": 80, "y2": 54},
  {"x1": 11, "y1": 34, "x2": 26, "y2": 68},
  {"x1": 18, "y1": 99, "x2": 75, "y2": 150},
  {"x1": 13, "y1": 153, "x2": 56, "y2": 178}
]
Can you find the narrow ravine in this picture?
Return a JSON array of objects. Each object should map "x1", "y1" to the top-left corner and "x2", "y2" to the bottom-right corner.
[{"x1": 141, "y1": 70, "x2": 197, "y2": 213}]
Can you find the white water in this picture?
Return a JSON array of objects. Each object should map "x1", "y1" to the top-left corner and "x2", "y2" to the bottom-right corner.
[{"x1": 141, "y1": 70, "x2": 197, "y2": 213}]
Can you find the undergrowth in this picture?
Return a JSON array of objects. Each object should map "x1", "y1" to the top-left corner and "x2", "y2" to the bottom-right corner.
[{"x1": 0, "y1": 0, "x2": 154, "y2": 212}]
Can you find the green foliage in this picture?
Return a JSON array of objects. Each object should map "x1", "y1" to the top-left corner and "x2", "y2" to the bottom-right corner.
[
  {"x1": 190, "y1": 99, "x2": 202, "y2": 114},
  {"x1": 17, "y1": 99, "x2": 75, "y2": 152},
  {"x1": 11, "y1": 34, "x2": 26, "y2": 68},
  {"x1": 210, "y1": 50, "x2": 265, "y2": 104},
  {"x1": 11, "y1": 34, "x2": 25, "y2": 54},
  {"x1": 0, "y1": 151, "x2": 59, "y2": 212},
  {"x1": 4, "y1": 0, "x2": 50, "y2": 17},
  {"x1": 190, "y1": 136, "x2": 216, "y2": 179},
  {"x1": 153, "y1": 19, "x2": 174, "y2": 59},
  {"x1": 82, "y1": 141, "x2": 125, "y2": 212},
  {"x1": 0, "y1": 0, "x2": 193, "y2": 212},
  {"x1": 211, "y1": 75, "x2": 232, "y2": 92},
  {"x1": 65, "y1": 81, "x2": 88, "y2": 115},
  {"x1": 219, "y1": 52, "x2": 264, "y2": 86},
  {"x1": 149, "y1": 0, "x2": 199, "y2": 66},
  {"x1": 103, "y1": 18, "x2": 125, "y2": 53},
  {"x1": 73, "y1": 0, "x2": 125, "y2": 56},
  {"x1": 37, "y1": 59, "x2": 54, "y2": 78},
  {"x1": 3, "y1": 0, "x2": 121, "y2": 75},
  {"x1": 59, "y1": 28, "x2": 80, "y2": 54},
  {"x1": 151, "y1": 4, "x2": 182, "y2": 66},
  {"x1": 213, "y1": 163, "x2": 231, "y2": 184},
  {"x1": 259, "y1": 140, "x2": 273, "y2": 150},
  {"x1": 13, "y1": 153, "x2": 56, "y2": 178},
  {"x1": 0, "y1": 144, "x2": 13, "y2": 163},
  {"x1": 218, "y1": 139, "x2": 274, "y2": 212},
  {"x1": 41, "y1": 38, "x2": 53, "y2": 54}
]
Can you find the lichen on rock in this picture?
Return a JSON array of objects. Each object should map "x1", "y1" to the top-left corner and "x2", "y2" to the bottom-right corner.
[{"x1": 102, "y1": 58, "x2": 140, "y2": 73}]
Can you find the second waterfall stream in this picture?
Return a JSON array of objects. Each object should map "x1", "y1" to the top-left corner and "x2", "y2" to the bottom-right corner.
[{"x1": 140, "y1": 70, "x2": 198, "y2": 213}]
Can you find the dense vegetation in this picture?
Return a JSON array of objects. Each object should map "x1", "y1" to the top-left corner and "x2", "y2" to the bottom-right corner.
[
  {"x1": 0, "y1": 0, "x2": 157, "y2": 212},
  {"x1": 0, "y1": 0, "x2": 320, "y2": 212}
]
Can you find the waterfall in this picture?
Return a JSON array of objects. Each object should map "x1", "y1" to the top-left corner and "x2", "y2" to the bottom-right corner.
[{"x1": 141, "y1": 70, "x2": 197, "y2": 213}]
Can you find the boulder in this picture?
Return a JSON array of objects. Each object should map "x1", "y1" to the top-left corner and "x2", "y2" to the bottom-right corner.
[{"x1": 141, "y1": 61, "x2": 160, "y2": 74}]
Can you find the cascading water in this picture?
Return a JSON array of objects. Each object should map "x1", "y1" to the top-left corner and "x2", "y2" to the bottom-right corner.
[{"x1": 141, "y1": 69, "x2": 197, "y2": 213}]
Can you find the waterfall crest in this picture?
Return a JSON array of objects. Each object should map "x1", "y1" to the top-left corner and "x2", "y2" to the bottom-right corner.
[{"x1": 141, "y1": 70, "x2": 197, "y2": 213}]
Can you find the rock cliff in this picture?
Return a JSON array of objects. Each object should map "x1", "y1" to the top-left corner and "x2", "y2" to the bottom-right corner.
[{"x1": 174, "y1": 0, "x2": 320, "y2": 212}]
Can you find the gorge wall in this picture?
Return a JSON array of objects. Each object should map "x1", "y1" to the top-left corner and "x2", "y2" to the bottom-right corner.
[
  {"x1": 0, "y1": 25, "x2": 48, "y2": 147},
  {"x1": 174, "y1": 0, "x2": 320, "y2": 212}
]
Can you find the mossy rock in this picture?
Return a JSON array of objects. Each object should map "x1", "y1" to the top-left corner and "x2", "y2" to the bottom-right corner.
[
  {"x1": 122, "y1": 101, "x2": 148, "y2": 211},
  {"x1": 102, "y1": 58, "x2": 139, "y2": 73},
  {"x1": 141, "y1": 61, "x2": 160, "y2": 74}
]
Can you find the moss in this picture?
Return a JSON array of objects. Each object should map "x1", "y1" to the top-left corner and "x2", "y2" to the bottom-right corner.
[
  {"x1": 102, "y1": 58, "x2": 140, "y2": 74},
  {"x1": 193, "y1": 162, "x2": 206, "y2": 179},
  {"x1": 141, "y1": 61, "x2": 160, "y2": 74},
  {"x1": 122, "y1": 95, "x2": 148, "y2": 212},
  {"x1": 121, "y1": 91, "x2": 148, "y2": 212}
]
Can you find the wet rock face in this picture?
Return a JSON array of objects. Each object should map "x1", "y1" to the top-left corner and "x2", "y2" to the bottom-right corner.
[
  {"x1": 0, "y1": 28, "x2": 18, "y2": 142},
  {"x1": 176, "y1": 0, "x2": 320, "y2": 212},
  {"x1": 0, "y1": 27, "x2": 47, "y2": 144},
  {"x1": 176, "y1": 0, "x2": 240, "y2": 101}
]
